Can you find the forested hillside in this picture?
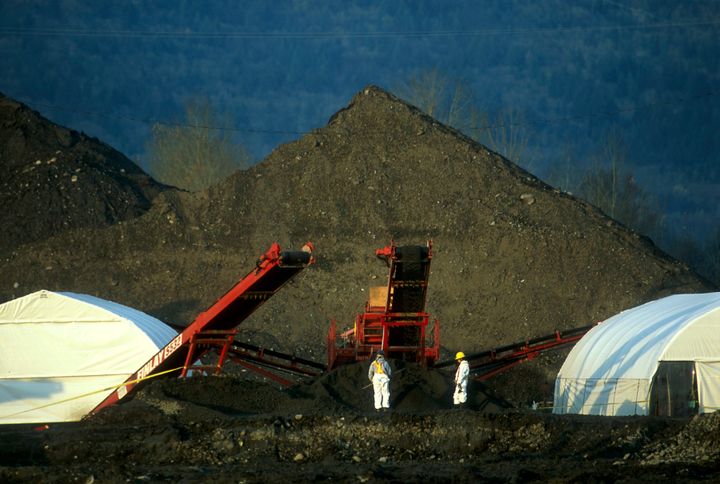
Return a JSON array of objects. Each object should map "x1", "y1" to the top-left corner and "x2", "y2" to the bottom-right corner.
[{"x1": 0, "y1": 0, "x2": 718, "y2": 280}]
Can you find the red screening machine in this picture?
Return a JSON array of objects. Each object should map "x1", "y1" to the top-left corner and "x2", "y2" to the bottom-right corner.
[{"x1": 327, "y1": 240, "x2": 440, "y2": 369}]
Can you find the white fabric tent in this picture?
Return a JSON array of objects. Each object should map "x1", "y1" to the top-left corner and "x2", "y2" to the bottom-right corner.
[
  {"x1": 0, "y1": 290, "x2": 177, "y2": 424},
  {"x1": 554, "y1": 292, "x2": 720, "y2": 416}
]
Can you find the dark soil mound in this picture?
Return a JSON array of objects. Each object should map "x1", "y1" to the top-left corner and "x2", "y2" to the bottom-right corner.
[
  {"x1": 279, "y1": 361, "x2": 510, "y2": 415},
  {"x1": 0, "y1": 92, "x2": 169, "y2": 252},
  {"x1": 128, "y1": 361, "x2": 509, "y2": 418}
]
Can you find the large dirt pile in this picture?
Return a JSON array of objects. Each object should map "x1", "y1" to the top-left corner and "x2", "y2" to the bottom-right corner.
[
  {"x1": 0, "y1": 92, "x2": 169, "y2": 252},
  {"x1": 2, "y1": 87, "x2": 720, "y2": 483},
  {"x1": 0, "y1": 86, "x2": 715, "y2": 403}
]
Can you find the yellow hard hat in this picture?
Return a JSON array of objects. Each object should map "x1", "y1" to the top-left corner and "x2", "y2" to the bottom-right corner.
[{"x1": 455, "y1": 351, "x2": 465, "y2": 360}]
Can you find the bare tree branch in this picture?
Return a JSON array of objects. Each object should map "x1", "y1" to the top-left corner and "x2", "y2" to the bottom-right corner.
[{"x1": 146, "y1": 97, "x2": 250, "y2": 191}]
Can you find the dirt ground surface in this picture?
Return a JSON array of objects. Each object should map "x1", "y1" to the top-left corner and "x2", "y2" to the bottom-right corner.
[
  {"x1": 1, "y1": 87, "x2": 719, "y2": 482},
  {"x1": 2, "y1": 368, "x2": 720, "y2": 483}
]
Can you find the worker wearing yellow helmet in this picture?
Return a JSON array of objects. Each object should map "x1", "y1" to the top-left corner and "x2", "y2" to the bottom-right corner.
[{"x1": 453, "y1": 351, "x2": 469, "y2": 406}]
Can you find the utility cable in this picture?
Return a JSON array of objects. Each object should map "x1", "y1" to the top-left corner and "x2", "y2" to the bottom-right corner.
[
  {"x1": 9, "y1": 87, "x2": 719, "y2": 138},
  {"x1": 9, "y1": 97, "x2": 304, "y2": 135},
  {"x1": 0, "y1": 366, "x2": 184, "y2": 421},
  {"x1": 0, "y1": 19, "x2": 719, "y2": 40}
]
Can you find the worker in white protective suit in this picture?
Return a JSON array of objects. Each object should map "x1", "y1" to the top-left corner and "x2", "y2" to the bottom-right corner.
[
  {"x1": 453, "y1": 351, "x2": 470, "y2": 406},
  {"x1": 368, "y1": 350, "x2": 392, "y2": 411}
]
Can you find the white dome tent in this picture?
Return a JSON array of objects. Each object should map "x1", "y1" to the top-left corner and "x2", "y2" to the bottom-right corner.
[
  {"x1": 0, "y1": 290, "x2": 177, "y2": 424},
  {"x1": 554, "y1": 292, "x2": 720, "y2": 416}
]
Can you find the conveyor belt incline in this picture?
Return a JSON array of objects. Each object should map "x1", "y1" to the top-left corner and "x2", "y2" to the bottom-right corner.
[{"x1": 88, "y1": 242, "x2": 314, "y2": 416}]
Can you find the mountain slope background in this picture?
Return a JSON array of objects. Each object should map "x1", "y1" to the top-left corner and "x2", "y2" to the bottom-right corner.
[{"x1": 0, "y1": 86, "x2": 715, "y2": 403}]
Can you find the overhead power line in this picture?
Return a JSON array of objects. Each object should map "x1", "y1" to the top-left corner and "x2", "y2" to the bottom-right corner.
[
  {"x1": 0, "y1": 19, "x2": 719, "y2": 40},
  {"x1": 467, "y1": 89, "x2": 720, "y2": 132},
  {"x1": 12, "y1": 88, "x2": 719, "y2": 138},
  {"x1": 14, "y1": 98, "x2": 303, "y2": 136}
]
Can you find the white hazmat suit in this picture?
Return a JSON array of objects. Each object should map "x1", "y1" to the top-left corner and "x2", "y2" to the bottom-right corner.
[
  {"x1": 368, "y1": 353, "x2": 392, "y2": 410},
  {"x1": 454, "y1": 358, "x2": 470, "y2": 405}
]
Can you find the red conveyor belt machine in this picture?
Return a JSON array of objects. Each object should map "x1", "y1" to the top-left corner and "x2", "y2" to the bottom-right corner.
[
  {"x1": 325, "y1": 239, "x2": 593, "y2": 376},
  {"x1": 434, "y1": 324, "x2": 597, "y2": 380},
  {"x1": 88, "y1": 241, "x2": 316, "y2": 416},
  {"x1": 327, "y1": 240, "x2": 440, "y2": 369}
]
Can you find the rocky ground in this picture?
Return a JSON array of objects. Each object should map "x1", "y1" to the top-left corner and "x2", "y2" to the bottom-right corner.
[
  {"x1": 1, "y1": 87, "x2": 718, "y2": 482},
  {"x1": 2, "y1": 366, "x2": 720, "y2": 483}
]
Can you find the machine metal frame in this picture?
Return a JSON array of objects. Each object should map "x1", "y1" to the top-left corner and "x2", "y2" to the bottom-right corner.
[
  {"x1": 328, "y1": 240, "x2": 440, "y2": 369},
  {"x1": 88, "y1": 242, "x2": 315, "y2": 415}
]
